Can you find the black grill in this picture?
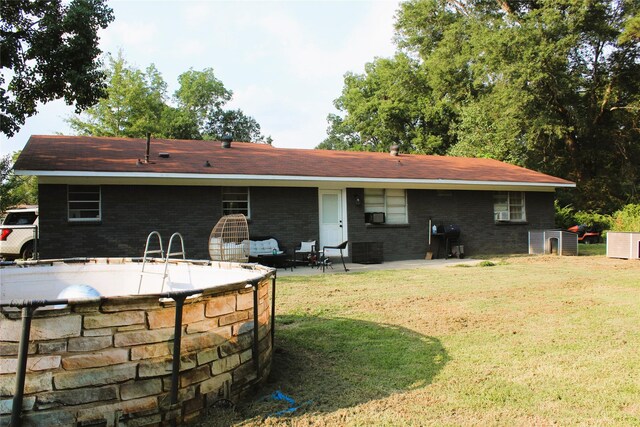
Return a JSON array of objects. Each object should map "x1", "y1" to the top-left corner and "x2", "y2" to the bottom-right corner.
[{"x1": 437, "y1": 224, "x2": 460, "y2": 238}]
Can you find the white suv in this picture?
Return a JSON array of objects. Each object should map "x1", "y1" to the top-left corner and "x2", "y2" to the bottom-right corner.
[{"x1": 0, "y1": 206, "x2": 39, "y2": 260}]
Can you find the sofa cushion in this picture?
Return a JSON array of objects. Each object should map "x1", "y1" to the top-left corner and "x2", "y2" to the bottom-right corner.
[
  {"x1": 209, "y1": 238, "x2": 249, "y2": 261},
  {"x1": 248, "y1": 238, "x2": 282, "y2": 256}
]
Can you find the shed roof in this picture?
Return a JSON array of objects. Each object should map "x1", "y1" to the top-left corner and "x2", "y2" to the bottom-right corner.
[{"x1": 14, "y1": 135, "x2": 574, "y2": 190}]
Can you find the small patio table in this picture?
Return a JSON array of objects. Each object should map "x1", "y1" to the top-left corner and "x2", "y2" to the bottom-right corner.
[{"x1": 256, "y1": 253, "x2": 294, "y2": 271}]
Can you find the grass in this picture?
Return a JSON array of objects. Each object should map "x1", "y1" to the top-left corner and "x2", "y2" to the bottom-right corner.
[
  {"x1": 201, "y1": 254, "x2": 640, "y2": 426},
  {"x1": 578, "y1": 242, "x2": 606, "y2": 256}
]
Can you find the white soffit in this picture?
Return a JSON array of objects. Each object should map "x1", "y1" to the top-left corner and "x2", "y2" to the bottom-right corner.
[{"x1": 23, "y1": 170, "x2": 575, "y2": 191}]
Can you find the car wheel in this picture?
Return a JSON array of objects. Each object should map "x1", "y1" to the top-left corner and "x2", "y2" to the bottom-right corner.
[{"x1": 21, "y1": 242, "x2": 34, "y2": 260}]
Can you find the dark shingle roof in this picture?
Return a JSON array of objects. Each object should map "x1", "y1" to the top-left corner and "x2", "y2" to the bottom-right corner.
[{"x1": 14, "y1": 135, "x2": 574, "y2": 187}]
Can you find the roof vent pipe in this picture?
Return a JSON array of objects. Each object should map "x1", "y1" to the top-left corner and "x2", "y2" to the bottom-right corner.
[
  {"x1": 390, "y1": 144, "x2": 399, "y2": 156},
  {"x1": 221, "y1": 134, "x2": 233, "y2": 149},
  {"x1": 145, "y1": 132, "x2": 151, "y2": 163}
]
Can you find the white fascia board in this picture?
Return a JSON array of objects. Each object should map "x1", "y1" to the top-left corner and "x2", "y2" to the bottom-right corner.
[{"x1": 21, "y1": 170, "x2": 575, "y2": 191}]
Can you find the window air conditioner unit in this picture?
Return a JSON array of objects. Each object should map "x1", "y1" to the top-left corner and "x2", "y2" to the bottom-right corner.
[
  {"x1": 496, "y1": 211, "x2": 509, "y2": 221},
  {"x1": 365, "y1": 212, "x2": 386, "y2": 224}
]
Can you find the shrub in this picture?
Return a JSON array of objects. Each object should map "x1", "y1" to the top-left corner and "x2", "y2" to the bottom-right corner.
[
  {"x1": 478, "y1": 261, "x2": 496, "y2": 267},
  {"x1": 554, "y1": 201, "x2": 575, "y2": 229},
  {"x1": 573, "y1": 211, "x2": 612, "y2": 232},
  {"x1": 611, "y1": 204, "x2": 640, "y2": 232},
  {"x1": 554, "y1": 201, "x2": 613, "y2": 231}
]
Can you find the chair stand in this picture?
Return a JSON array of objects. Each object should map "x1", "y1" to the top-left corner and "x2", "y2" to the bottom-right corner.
[{"x1": 321, "y1": 241, "x2": 349, "y2": 272}]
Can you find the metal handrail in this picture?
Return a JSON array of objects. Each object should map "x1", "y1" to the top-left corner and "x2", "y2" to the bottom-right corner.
[
  {"x1": 161, "y1": 233, "x2": 186, "y2": 293},
  {"x1": 138, "y1": 231, "x2": 165, "y2": 294}
]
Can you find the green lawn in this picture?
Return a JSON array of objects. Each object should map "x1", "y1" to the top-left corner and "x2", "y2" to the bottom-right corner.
[
  {"x1": 203, "y1": 254, "x2": 640, "y2": 426},
  {"x1": 577, "y1": 242, "x2": 606, "y2": 256}
]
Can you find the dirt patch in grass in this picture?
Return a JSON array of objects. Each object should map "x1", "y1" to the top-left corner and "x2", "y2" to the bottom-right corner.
[{"x1": 198, "y1": 255, "x2": 640, "y2": 426}]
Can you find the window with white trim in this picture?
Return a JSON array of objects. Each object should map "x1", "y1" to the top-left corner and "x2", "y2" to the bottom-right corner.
[
  {"x1": 222, "y1": 187, "x2": 250, "y2": 217},
  {"x1": 493, "y1": 191, "x2": 526, "y2": 222},
  {"x1": 364, "y1": 188, "x2": 408, "y2": 224},
  {"x1": 68, "y1": 185, "x2": 101, "y2": 222}
]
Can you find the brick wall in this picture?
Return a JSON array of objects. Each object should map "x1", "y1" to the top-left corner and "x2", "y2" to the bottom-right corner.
[
  {"x1": 38, "y1": 185, "x2": 319, "y2": 260},
  {"x1": 347, "y1": 188, "x2": 555, "y2": 261},
  {"x1": 39, "y1": 183, "x2": 554, "y2": 261},
  {"x1": 246, "y1": 187, "x2": 319, "y2": 254},
  {"x1": 39, "y1": 185, "x2": 222, "y2": 260}
]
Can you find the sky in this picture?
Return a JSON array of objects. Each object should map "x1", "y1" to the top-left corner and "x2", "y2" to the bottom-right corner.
[{"x1": 0, "y1": 0, "x2": 401, "y2": 156}]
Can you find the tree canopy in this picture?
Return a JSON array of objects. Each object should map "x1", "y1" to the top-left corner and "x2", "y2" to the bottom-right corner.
[
  {"x1": 68, "y1": 54, "x2": 271, "y2": 143},
  {"x1": 322, "y1": 0, "x2": 640, "y2": 212},
  {"x1": 1, "y1": 152, "x2": 37, "y2": 213},
  {"x1": 0, "y1": 0, "x2": 114, "y2": 137}
]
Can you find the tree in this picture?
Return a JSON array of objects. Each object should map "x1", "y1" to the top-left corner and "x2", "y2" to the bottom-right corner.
[
  {"x1": 320, "y1": 54, "x2": 456, "y2": 154},
  {"x1": 68, "y1": 53, "x2": 166, "y2": 137},
  {"x1": 317, "y1": 114, "x2": 362, "y2": 151},
  {"x1": 173, "y1": 69, "x2": 272, "y2": 142},
  {"x1": 0, "y1": 0, "x2": 114, "y2": 137},
  {"x1": 68, "y1": 55, "x2": 271, "y2": 142},
  {"x1": 174, "y1": 68, "x2": 231, "y2": 129},
  {"x1": 1, "y1": 152, "x2": 38, "y2": 213},
  {"x1": 324, "y1": 0, "x2": 640, "y2": 213},
  {"x1": 0, "y1": 155, "x2": 16, "y2": 213},
  {"x1": 68, "y1": 53, "x2": 169, "y2": 138},
  {"x1": 204, "y1": 109, "x2": 271, "y2": 143}
]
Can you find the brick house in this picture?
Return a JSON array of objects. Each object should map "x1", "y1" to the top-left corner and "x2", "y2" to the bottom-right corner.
[{"x1": 14, "y1": 135, "x2": 574, "y2": 261}]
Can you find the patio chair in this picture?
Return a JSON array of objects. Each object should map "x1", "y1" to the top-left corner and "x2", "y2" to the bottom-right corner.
[
  {"x1": 209, "y1": 214, "x2": 249, "y2": 262},
  {"x1": 294, "y1": 240, "x2": 316, "y2": 265},
  {"x1": 320, "y1": 240, "x2": 349, "y2": 272}
]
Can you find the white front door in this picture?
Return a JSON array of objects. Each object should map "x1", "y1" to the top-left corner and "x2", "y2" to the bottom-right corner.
[{"x1": 319, "y1": 189, "x2": 347, "y2": 256}]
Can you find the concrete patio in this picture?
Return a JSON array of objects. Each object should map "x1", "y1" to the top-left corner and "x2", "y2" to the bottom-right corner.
[{"x1": 276, "y1": 257, "x2": 481, "y2": 276}]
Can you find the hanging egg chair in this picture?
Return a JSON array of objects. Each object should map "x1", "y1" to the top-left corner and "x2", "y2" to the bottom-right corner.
[{"x1": 208, "y1": 214, "x2": 250, "y2": 262}]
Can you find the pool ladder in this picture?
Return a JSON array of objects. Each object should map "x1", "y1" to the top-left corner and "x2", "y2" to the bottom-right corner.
[{"x1": 138, "y1": 231, "x2": 186, "y2": 294}]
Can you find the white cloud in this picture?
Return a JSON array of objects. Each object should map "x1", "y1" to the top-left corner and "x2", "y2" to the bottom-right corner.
[
  {"x1": 273, "y1": 123, "x2": 328, "y2": 149},
  {"x1": 229, "y1": 85, "x2": 283, "y2": 111},
  {"x1": 182, "y1": 2, "x2": 218, "y2": 27},
  {"x1": 343, "y1": 1, "x2": 399, "y2": 67},
  {"x1": 227, "y1": 1, "x2": 400, "y2": 147},
  {"x1": 249, "y1": 1, "x2": 399, "y2": 80},
  {"x1": 99, "y1": 20, "x2": 162, "y2": 61},
  {"x1": 178, "y1": 39, "x2": 208, "y2": 58}
]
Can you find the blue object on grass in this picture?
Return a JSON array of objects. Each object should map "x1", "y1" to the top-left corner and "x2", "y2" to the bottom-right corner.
[
  {"x1": 271, "y1": 390, "x2": 295, "y2": 405},
  {"x1": 268, "y1": 390, "x2": 312, "y2": 417},
  {"x1": 273, "y1": 406, "x2": 301, "y2": 416}
]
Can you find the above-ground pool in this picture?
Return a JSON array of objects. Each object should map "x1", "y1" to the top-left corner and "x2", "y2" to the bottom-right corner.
[{"x1": 0, "y1": 258, "x2": 275, "y2": 426}]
